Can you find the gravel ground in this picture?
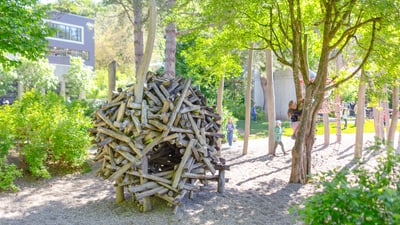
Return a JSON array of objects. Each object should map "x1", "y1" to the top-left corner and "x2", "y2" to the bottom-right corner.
[{"x1": 0, "y1": 133, "x2": 382, "y2": 225}]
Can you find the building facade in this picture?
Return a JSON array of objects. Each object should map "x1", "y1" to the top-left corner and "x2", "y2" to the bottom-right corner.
[{"x1": 45, "y1": 11, "x2": 95, "y2": 97}]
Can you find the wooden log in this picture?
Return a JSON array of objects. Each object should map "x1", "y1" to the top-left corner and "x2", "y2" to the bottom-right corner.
[
  {"x1": 142, "y1": 136, "x2": 162, "y2": 155},
  {"x1": 145, "y1": 90, "x2": 162, "y2": 106},
  {"x1": 107, "y1": 162, "x2": 134, "y2": 182},
  {"x1": 148, "y1": 120, "x2": 168, "y2": 131},
  {"x1": 129, "y1": 181, "x2": 158, "y2": 193},
  {"x1": 150, "y1": 82, "x2": 167, "y2": 102},
  {"x1": 97, "y1": 127, "x2": 130, "y2": 143},
  {"x1": 131, "y1": 114, "x2": 142, "y2": 133},
  {"x1": 136, "y1": 186, "x2": 166, "y2": 200},
  {"x1": 116, "y1": 150, "x2": 140, "y2": 165},
  {"x1": 172, "y1": 139, "x2": 195, "y2": 188},
  {"x1": 141, "y1": 100, "x2": 148, "y2": 125},
  {"x1": 180, "y1": 105, "x2": 201, "y2": 114},
  {"x1": 217, "y1": 169, "x2": 226, "y2": 194},
  {"x1": 116, "y1": 101, "x2": 126, "y2": 122},
  {"x1": 95, "y1": 111, "x2": 120, "y2": 132},
  {"x1": 159, "y1": 84, "x2": 170, "y2": 99},
  {"x1": 182, "y1": 173, "x2": 219, "y2": 180},
  {"x1": 162, "y1": 78, "x2": 192, "y2": 137},
  {"x1": 111, "y1": 91, "x2": 126, "y2": 103},
  {"x1": 202, "y1": 157, "x2": 216, "y2": 175},
  {"x1": 187, "y1": 113, "x2": 206, "y2": 146},
  {"x1": 127, "y1": 171, "x2": 173, "y2": 184}
]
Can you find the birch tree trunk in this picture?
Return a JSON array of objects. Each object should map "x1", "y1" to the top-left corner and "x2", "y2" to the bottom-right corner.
[
  {"x1": 388, "y1": 84, "x2": 398, "y2": 147},
  {"x1": 216, "y1": 76, "x2": 224, "y2": 155},
  {"x1": 335, "y1": 95, "x2": 342, "y2": 143},
  {"x1": 323, "y1": 112, "x2": 330, "y2": 147},
  {"x1": 243, "y1": 44, "x2": 254, "y2": 155},
  {"x1": 355, "y1": 70, "x2": 367, "y2": 158},
  {"x1": 265, "y1": 50, "x2": 276, "y2": 155},
  {"x1": 164, "y1": 0, "x2": 176, "y2": 78},
  {"x1": 383, "y1": 85, "x2": 390, "y2": 142}
]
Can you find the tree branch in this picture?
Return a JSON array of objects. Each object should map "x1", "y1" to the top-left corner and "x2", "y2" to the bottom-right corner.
[{"x1": 325, "y1": 20, "x2": 378, "y2": 92}]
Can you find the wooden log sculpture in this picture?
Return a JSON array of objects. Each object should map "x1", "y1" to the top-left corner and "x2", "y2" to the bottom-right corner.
[{"x1": 89, "y1": 74, "x2": 230, "y2": 212}]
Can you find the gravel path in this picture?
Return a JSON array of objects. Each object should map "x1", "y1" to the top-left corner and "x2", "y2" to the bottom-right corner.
[{"x1": 0, "y1": 133, "x2": 381, "y2": 225}]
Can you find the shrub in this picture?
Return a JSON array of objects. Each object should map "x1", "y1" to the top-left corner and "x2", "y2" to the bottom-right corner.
[
  {"x1": 11, "y1": 90, "x2": 91, "y2": 178},
  {"x1": 0, "y1": 105, "x2": 22, "y2": 191},
  {"x1": 291, "y1": 146, "x2": 400, "y2": 224}
]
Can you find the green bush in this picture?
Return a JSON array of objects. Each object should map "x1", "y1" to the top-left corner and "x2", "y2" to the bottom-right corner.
[
  {"x1": 11, "y1": 90, "x2": 91, "y2": 178},
  {"x1": 0, "y1": 105, "x2": 22, "y2": 191},
  {"x1": 0, "y1": 158, "x2": 22, "y2": 191},
  {"x1": 291, "y1": 146, "x2": 400, "y2": 224}
]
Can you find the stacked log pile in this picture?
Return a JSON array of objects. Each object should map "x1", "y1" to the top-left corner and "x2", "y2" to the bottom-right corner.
[{"x1": 89, "y1": 75, "x2": 229, "y2": 211}]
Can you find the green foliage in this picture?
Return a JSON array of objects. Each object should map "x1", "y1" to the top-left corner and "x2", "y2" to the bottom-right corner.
[
  {"x1": 14, "y1": 57, "x2": 57, "y2": 92},
  {"x1": 0, "y1": 0, "x2": 53, "y2": 69},
  {"x1": 0, "y1": 105, "x2": 22, "y2": 191},
  {"x1": 292, "y1": 146, "x2": 400, "y2": 224},
  {"x1": 0, "y1": 67, "x2": 17, "y2": 96},
  {"x1": 64, "y1": 57, "x2": 94, "y2": 98},
  {"x1": 11, "y1": 90, "x2": 91, "y2": 178},
  {"x1": 0, "y1": 158, "x2": 22, "y2": 192}
]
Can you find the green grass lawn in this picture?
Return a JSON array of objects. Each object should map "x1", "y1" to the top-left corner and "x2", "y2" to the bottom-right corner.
[{"x1": 236, "y1": 118, "x2": 390, "y2": 139}]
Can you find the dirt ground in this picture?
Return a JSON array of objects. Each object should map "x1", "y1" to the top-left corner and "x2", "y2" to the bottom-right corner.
[{"x1": 0, "y1": 133, "x2": 382, "y2": 225}]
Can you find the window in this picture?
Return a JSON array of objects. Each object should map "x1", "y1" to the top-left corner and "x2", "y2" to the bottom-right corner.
[
  {"x1": 48, "y1": 46, "x2": 89, "y2": 61},
  {"x1": 46, "y1": 21, "x2": 83, "y2": 43}
]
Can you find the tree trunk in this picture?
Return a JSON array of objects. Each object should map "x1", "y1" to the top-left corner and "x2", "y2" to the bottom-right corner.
[
  {"x1": 108, "y1": 60, "x2": 116, "y2": 103},
  {"x1": 383, "y1": 85, "x2": 390, "y2": 142},
  {"x1": 133, "y1": 0, "x2": 144, "y2": 75},
  {"x1": 266, "y1": 50, "x2": 276, "y2": 155},
  {"x1": 260, "y1": 77, "x2": 268, "y2": 115},
  {"x1": 132, "y1": 0, "x2": 157, "y2": 212},
  {"x1": 164, "y1": 0, "x2": 177, "y2": 78},
  {"x1": 355, "y1": 70, "x2": 367, "y2": 158},
  {"x1": 132, "y1": 0, "x2": 156, "y2": 101},
  {"x1": 335, "y1": 95, "x2": 342, "y2": 143},
  {"x1": 373, "y1": 102, "x2": 384, "y2": 143},
  {"x1": 323, "y1": 112, "x2": 329, "y2": 147},
  {"x1": 389, "y1": 84, "x2": 398, "y2": 147},
  {"x1": 216, "y1": 76, "x2": 224, "y2": 155},
  {"x1": 289, "y1": 88, "x2": 324, "y2": 183},
  {"x1": 243, "y1": 44, "x2": 254, "y2": 155}
]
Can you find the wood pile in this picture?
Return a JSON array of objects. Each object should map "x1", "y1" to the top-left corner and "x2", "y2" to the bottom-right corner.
[{"x1": 89, "y1": 74, "x2": 229, "y2": 211}]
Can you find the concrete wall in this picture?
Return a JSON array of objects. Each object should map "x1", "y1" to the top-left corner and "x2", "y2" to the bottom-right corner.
[{"x1": 254, "y1": 69, "x2": 296, "y2": 121}]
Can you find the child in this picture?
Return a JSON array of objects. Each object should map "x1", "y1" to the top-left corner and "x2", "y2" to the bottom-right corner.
[
  {"x1": 287, "y1": 100, "x2": 302, "y2": 139},
  {"x1": 273, "y1": 120, "x2": 286, "y2": 155},
  {"x1": 226, "y1": 117, "x2": 235, "y2": 148}
]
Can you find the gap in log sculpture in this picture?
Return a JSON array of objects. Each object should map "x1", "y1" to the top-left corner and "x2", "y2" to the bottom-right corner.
[{"x1": 89, "y1": 73, "x2": 230, "y2": 212}]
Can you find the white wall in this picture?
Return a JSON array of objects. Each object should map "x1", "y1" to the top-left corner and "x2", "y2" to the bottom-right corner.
[{"x1": 253, "y1": 68, "x2": 296, "y2": 121}]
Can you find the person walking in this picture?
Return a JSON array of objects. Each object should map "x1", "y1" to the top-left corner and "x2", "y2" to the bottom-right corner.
[
  {"x1": 273, "y1": 120, "x2": 286, "y2": 156},
  {"x1": 226, "y1": 117, "x2": 235, "y2": 148},
  {"x1": 251, "y1": 103, "x2": 257, "y2": 121}
]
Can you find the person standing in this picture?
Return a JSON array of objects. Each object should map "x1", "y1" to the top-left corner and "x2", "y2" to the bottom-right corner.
[
  {"x1": 251, "y1": 103, "x2": 257, "y2": 121},
  {"x1": 226, "y1": 117, "x2": 235, "y2": 148},
  {"x1": 273, "y1": 120, "x2": 286, "y2": 156},
  {"x1": 287, "y1": 100, "x2": 302, "y2": 139},
  {"x1": 342, "y1": 107, "x2": 349, "y2": 129}
]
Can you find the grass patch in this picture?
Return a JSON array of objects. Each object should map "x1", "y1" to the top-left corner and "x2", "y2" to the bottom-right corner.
[{"x1": 236, "y1": 118, "x2": 389, "y2": 139}]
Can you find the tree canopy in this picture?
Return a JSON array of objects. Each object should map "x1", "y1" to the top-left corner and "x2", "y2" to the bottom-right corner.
[{"x1": 0, "y1": 0, "x2": 53, "y2": 69}]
